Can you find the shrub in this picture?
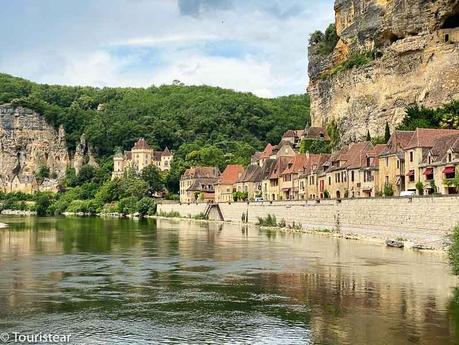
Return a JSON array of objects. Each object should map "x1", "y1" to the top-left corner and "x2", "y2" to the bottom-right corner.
[
  {"x1": 416, "y1": 181, "x2": 424, "y2": 196},
  {"x1": 257, "y1": 214, "x2": 278, "y2": 227},
  {"x1": 117, "y1": 196, "x2": 138, "y2": 215},
  {"x1": 158, "y1": 211, "x2": 181, "y2": 218},
  {"x1": 383, "y1": 183, "x2": 394, "y2": 197},
  {"x1": 35, "y1": 194, "x2": 52, "y2": 216},
  {"x1": 449, "y1": 225, "x2": 459, "y2": 275},
  {"x1": 136, "y1": 197, "x2": 156, "y2": 217}
]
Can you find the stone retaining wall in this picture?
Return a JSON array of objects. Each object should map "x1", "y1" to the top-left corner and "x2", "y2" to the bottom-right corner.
[{"x1": 157, "y1": 196, "x2": 459, "y2": 248}]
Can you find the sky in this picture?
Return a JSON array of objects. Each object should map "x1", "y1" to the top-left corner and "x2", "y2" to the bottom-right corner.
[{"x1": 0, "y1": 0, "x2": 334, "y2": 98}]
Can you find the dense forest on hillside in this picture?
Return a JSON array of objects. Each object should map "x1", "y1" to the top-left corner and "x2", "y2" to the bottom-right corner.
[{"x1": 0, "y1": 73, "x2": 310, "y2": 194}]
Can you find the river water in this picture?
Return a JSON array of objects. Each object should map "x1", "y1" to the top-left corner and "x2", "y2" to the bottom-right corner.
[{"x1": 0, "y1": 216, "x2": 458, "y2": 344}]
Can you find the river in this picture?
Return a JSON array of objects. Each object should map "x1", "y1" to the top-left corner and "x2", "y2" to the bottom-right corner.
[{"x1": 0, "y1": 216, "x2": 458, "y2": 344}]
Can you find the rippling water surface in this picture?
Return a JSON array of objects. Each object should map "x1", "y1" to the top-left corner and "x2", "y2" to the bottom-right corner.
[{"x1": 0, "y1": 216, "x2": 458, "y2": 344}]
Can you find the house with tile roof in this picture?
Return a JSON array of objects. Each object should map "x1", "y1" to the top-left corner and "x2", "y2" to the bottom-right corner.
[
  {"x1": 419, "y1": 134, "x2": 459, "y2": 195},
  {"x1": 378, "y1": 130, "x2": 415, "y2": 196},
  {"x1": 279, "y1": 154, "x2": 308, "y2": 200},
  {"x1": 214, "y1": 165, "x2": 245, "y2": 202},
  {"x1": 260, "y1": 159, "x2": 277, "y2": 201},
  {"x1": 234, "y1": 164, "x2": 263, "y2": 201},
  {"x1": 347, "y1": 143, "x2": 386, "y2": 198},
  {"x1": 298, "y1": 154, "x2": 330, "y2": 200},
  {"x1": 180, "y1": 166, "x2": 220, "y2": 203},
  {"x1": 403, "y1": 129, "x2": 459, "y2": 193},
  {"x1": 112, "y1": 138, "x2": 173, "y2": 179}
]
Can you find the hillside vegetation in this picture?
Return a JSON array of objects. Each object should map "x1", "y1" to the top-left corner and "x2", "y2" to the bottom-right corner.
[{"x1": 0, "y1": 73, "x2": 310, "y2": 195}]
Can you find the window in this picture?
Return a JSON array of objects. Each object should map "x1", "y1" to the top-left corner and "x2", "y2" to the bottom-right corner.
[
  {"x1": 351, "y1": 171, "x2": 355, "y2": 182},
  {"x1": 449, "y1": 153, "x2": 452, "y2": 162},
  {"x1": 410, "y1": 151, "x2": 414, "y2": 162},
  {"x1": 396, "y1": 159, "x2": 400, "y2": 169},
  {"x1": 385, "y1": 176, "x2": 389, "y2": 184},
  {"x1": 445, "y1": 34, "x2": 450, "y2": 43},
  {"x1": 386, "y1": 157, "x2": 389, "y2": 166},
  {"x1": 328, "y1": 177, "x2": 332, "y2": 185}
]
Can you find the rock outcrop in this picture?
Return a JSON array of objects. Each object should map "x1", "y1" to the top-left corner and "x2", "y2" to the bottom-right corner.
[
  {"x1": 0, "y1": 105, "x2": 69, "y2": 180},
  {"x1": 0, "y1": 104, "x2": 97, "y2": 192},
  {"x1": 308, "y1": 0, "x2": 459, "y2": 143}
]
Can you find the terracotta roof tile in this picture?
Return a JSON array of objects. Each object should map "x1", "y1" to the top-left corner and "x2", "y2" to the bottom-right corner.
[
  {"x1": 303, "y1": 126, "x2": 330, "y2": 141},
  {"x1": 132, "y1": 138, "x2": 151, "y2": 150},
  {"x1": 217, "y1": 164, "x2": 245, "y2": 185},
  {"x1": 405, "y1": 128, "x2": 459, "y2": 149}
]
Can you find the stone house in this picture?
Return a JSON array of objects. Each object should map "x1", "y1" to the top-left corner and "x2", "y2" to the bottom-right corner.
[
  {"x1": 112, "y1": 138, "x2": 173, "y2": 179},
  {"x1": 404, "y1": 129, "x2": 459, "y2": 193},
  {"x1": 347, "y1": 143, "x2": 386, "y2": 198},
  {"x1": 279, "y1": 154, "x2": 308, "y2": 200},
  {"x1": 419, "y1": 134, "x2": 459, "y2": 195},
  {"x1": 378, "y1": 130, "x2": 415, "y2": 196},
  {"x1": 214, "y1": 165, "x2": 245, "y2": 203},
  {"x1": 282, "y1": 129, "x2": 305, "y2": 149},
  {"x1": 264, "y1": 156, "x2": 293, "y2": 201},
  {"x1": 260, "y1": 159, "x2": 276, "y2": 201},
  {"x1": 234, "y1": 164, "x2": 263, "y2": 200},
  {"x1": 179, "y1": 166, "x2": 220, "y2": 203},
  {"x1": 298, "y1": 154, "x2": 330, "y2": 200},
  {"x1": 251, "y1": 143, "x2": 273, "y2": 167}
]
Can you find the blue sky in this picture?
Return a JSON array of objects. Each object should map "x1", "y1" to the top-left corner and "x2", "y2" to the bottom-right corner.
[{"x1": 0, "y1": 0, "x2": 334, "y2": 97}]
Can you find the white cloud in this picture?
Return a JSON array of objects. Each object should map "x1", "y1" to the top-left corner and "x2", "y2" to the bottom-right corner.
[{"x1": 0, "y1": 0, "x2": 335, "y2": 96}]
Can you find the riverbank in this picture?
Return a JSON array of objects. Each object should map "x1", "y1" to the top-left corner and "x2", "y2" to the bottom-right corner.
[
  {"x1": 153, "y1": 214, "x2": 445, "y2": 252},
  {"x1": 158, "y1": 196, "x2": 459, "y2": 250}
]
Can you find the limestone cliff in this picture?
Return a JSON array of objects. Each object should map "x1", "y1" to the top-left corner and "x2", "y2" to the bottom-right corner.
[
  {"x1": 308, "y1": 0, "x2": 459, "y2": 143},
  {"x1": 0, "y1": 104, "x2": 97, "y2": 190},
  {"x1": 0, "y1": 105, "x2": 69, "y2": 180}
]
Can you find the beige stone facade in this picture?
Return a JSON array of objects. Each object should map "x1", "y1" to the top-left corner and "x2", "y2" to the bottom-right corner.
[{"x1": 112, "y1": 138, "x2": 173, "y2": 179}]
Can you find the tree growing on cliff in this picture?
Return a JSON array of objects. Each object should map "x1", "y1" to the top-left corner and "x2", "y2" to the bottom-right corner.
[
  {"x1": 384, "y1": 122, "x2": 391, "y2": 143},
  {"x1": 309, "y1": 24, "x2": 338, "y2": 56}
]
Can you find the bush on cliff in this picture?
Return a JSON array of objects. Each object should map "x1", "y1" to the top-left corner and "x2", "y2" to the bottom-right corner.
[{"x1": 310, "y1": 24, "x2": 338, "y2": 56}]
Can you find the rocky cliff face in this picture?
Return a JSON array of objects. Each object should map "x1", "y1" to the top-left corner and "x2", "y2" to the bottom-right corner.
[
  {"x1": 308, "y1": 0, "x2": 459, "y2": 142},
  {"x1": 0, "y1": 104, "x2": 96, "y2": 185},
  {"x1": 0, "y1": 105, "x2": 69, "y2": 180}
]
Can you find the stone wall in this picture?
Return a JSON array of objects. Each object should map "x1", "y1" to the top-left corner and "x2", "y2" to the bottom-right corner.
[{"x1": 158, "y1": 196, "x2": 459, "y2": 249}]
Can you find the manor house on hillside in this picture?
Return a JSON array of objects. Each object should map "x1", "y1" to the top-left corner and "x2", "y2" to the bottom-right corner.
[{"x1": 112, "y1": 138, "x2": 173, "y2": 179}]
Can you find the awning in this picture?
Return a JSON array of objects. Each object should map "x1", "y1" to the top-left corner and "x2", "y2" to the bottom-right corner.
[
  {"x1": 406, "y1": 170, "x2": 415, "y2": 177},
  {"x1": 281, "y1": 188, "x2": 291, "y2": 192},
  {"x1": 443, "y1": 166, "x2": 456, "y2": 174},
  {"x1": 423, "y1": 168, "x2": 433, "y2": 176}
]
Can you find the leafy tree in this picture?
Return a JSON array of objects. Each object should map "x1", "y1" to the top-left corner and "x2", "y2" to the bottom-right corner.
[
  {"x1": 35, "y1": 165, "x2": 50, "y2": 182},
  {"x1": 141, "y1": 165, "x2": 164, "y2": 196},
  {"x1": 136, "y1": 197, "x2": 156, "y2": 217},
  {"x1": 35, "y1": 193, "x2": 52, "y2": 216},
  {"x1": 384, "y1": 122, "x2": 391, "y2": 143},
  {"x1": 383, "y1": 183, "x2": 394, "y2": 197},
  {"x1": 118, "y1": 196, "x2": 138, "y2": 215},
  {"x1": 77, "y1": 165, "x2": 97, "y2": 184},
  {"x1": 416, "y1": 181, "x2": 424, "y2": 196}
]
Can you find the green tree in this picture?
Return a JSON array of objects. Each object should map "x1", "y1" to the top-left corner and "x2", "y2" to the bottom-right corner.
[
  {"x1": 384, "y1": 122, "x2": 391, "y2": 143},
  {"x1": 416, "y1": 181, "x2": 424, "y2": 196},
  {"x1": 35, "y1": 165, "x2": 50, "y2": 183},
  {"x1": 136, "y1": 197, "x2": 156, "y2": 217},
  {"x1": 35, "y1": 193, "x2": 52, "y2": 216},
  {"x1": 383, "y1": 183, "x2": 394, "y2": 197},
  {"x1": 141, "y1": 165, "x2": 164, "y2": 196}
]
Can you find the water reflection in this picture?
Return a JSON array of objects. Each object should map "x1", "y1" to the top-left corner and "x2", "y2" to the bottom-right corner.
[{"x1": 0, "y1": 216, "x2": 458, "y2": 344}]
